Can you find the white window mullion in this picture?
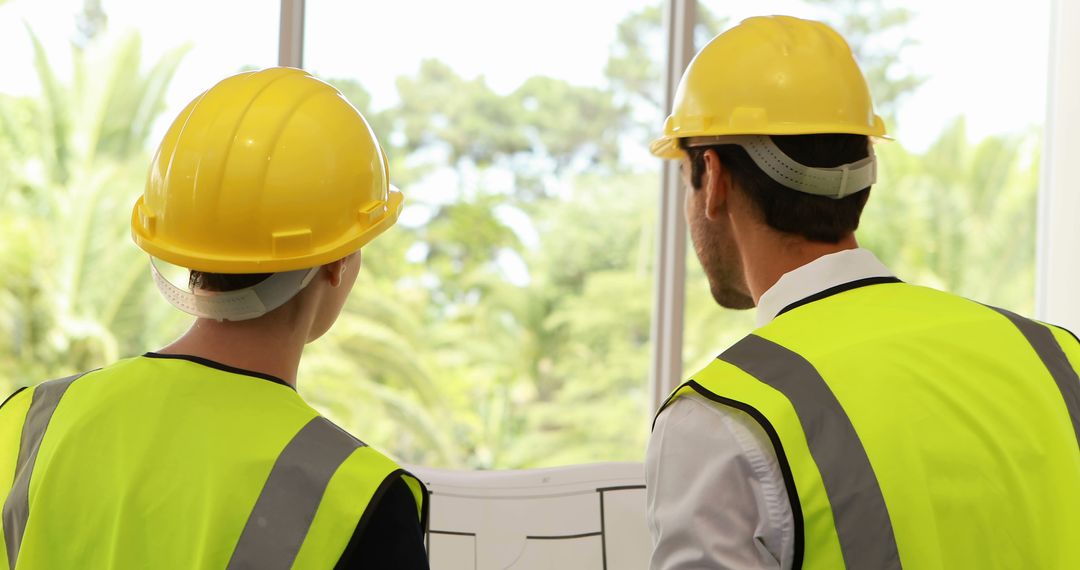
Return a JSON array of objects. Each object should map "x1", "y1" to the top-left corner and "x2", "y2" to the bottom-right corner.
[
  {"x1": 278, "y1": 0, "x2": 305, "y2": 68},
  {"x1": 650, "y1": 0, "x2": 696, "y2": 412},
  {"x1": 1037, "y1": 0, "x2": 1080, "y2": 332}
]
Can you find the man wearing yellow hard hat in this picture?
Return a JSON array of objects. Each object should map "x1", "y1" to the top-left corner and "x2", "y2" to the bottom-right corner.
[
  {"x1": 0, "y1": 68, "x2": 429, "y2": 568},
  {"x1": 647, "y1": 15, "x2": 1080, "y2": 569}
]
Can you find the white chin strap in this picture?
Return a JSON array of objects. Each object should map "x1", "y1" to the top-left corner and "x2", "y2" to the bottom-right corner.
[
  {"x1": 151, "y1": 258, "x2": 319, "y2": 322},
  {"x1": 685, "y1": 135, "x2": 876, "y2": 199}
]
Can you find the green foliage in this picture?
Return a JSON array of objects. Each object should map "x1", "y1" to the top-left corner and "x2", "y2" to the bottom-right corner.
[
  {"x1": 396, "y1": 59, "x2": 531, "y2": 167},
  {"x1": 514, "y1": 76, "x2": 628, "y2": 171},
  {"x1": 860, "y1": 120, "x2": 1039, "y2": 312},
  {"x1": 0, "y1": 29, "x2": 190, "y2": 389},
  {"x1": 298, "y1": 171, "x2": 658, "y2": 467},
  {"x1": 605, "y1": 4, "x2": 666, "y2": 112}
]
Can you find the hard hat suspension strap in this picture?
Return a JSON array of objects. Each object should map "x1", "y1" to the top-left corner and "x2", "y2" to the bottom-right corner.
[
  {"x1": 150, "y1": 259, "x2": 319, "y2": 321},
  {"x1": 683, "y1": 135, "x2": 877, "y2": 199}
]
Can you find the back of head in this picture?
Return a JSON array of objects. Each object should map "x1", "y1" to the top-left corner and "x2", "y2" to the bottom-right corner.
[
  {"x1": 682, "y1": 134, "x2": 872, "y2": 243},
  {"x1": 130, "y1": 68, "x2": 403, "y2": 321}
]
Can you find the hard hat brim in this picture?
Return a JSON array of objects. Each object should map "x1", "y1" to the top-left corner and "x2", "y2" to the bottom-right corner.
[
  {"x1": 132, "y1": 186, "x2": 405, "y2": 274},
  {"x1": 650, "y1": 136, "x2": 686, "y2": 160},
  {"x1": 651, "y1": 131, "x2": 894, "y2": 161}
]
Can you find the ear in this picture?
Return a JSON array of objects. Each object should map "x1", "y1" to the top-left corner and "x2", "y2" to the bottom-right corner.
[
  {"x1": 701, "y1": 149, "x2": 731, "y2": 222},
  {"x1": 323, "y1": 251, "x2": 363, "y2": 287},
  {"x1": 323, "y1": 258, "x2": 347, "y2": 288}
]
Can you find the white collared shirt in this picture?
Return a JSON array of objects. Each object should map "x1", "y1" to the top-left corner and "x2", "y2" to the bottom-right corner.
[{"x1": 646, "y1": 248, "x2": 895, "y2": 570}]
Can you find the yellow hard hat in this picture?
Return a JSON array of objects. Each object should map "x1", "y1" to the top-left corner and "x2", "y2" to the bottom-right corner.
[
  {"x1": 651, "y1": 15, "x2": 887, "y2": 159},
  {"x1": 131, "y1": 67, "x2": 403, "y2": 274}
]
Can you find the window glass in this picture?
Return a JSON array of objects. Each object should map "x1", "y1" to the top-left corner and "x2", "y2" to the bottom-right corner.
[{"x1": 304, "y1": 0, "x2": 662, "y2": 467}]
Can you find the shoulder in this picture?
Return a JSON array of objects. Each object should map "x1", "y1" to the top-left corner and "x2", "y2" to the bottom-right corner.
[
  {"x1": 357, "y1": 473, "x2": 425, "y2": 534},
  {"x1": 338, "y1": 475, "x2": 429, "y2": 570},
  {"x1": 654, "y1": 352, "x2": 756, "y2": 426},
  {"x1": 1044, "y1": 322, "x2": 1080, "y2": 346},
  {"x1": 0, "y1": 367, "x2": 100, "y2": 415},
  {"x1": 654, "y1": 389, "x2": 737, "y2": 431},
  {"x1": 650, "y1": 391, "x2": 778, "y2": 469},
  {"x1": 0, "y1": 386, "x2": 30, "y2": 412}
]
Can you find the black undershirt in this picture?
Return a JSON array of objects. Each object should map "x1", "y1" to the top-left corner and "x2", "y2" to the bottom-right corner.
[{"x1": 336, "y1": 477, "x2": 430, "y2": 569}]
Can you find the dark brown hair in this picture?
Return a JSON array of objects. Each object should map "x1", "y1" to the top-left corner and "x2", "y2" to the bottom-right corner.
[
  {"x1": 683, "y1": 134, "x2": 872, "y2": 243},
  {"x1": 188, "y1": 271, "x2": 272, "y2": 292}
]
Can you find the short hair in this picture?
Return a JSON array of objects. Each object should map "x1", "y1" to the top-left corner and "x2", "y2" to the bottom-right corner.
[
  {"x1": 188, "y1": 271, "x2": 272, "y2": 292},
  {"x1": 683, "y1": 134, "x2": 872, "y2": 243}
]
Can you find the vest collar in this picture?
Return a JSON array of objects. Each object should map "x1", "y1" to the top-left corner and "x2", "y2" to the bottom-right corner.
[
  {"x1": 756, "y1": 248, "x2": 895, "y2": 326},
  {"x1": 142, "y1": 352, "x2": 294, "y2": 390}
]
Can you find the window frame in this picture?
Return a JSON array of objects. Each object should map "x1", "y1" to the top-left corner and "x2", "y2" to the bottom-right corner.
[
  {"x1": 1037, "y1": 0, "x2": 1080, "y2": 334},
  {"x1": 278, "y1": 0, "x2": 304, "y2": 67},
  {"x1": 650, "y1": 0, "x2": 695, "y2": 409}
]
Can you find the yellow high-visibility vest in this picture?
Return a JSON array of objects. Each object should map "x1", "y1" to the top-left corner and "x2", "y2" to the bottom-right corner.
[
  {"x1": 659, "y1": 281, "x2": 1080, "y2": 569},
  {"x1": 0, "y1": 354, "x2": 426, "y2": 569}
]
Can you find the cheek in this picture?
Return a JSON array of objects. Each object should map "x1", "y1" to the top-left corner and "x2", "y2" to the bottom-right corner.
[
  {"x1": 690, "y1": 214, "x2": 737, "y2": 275},
  {"x1": 333, "y1": 264, "x2": 362, "y2": 310},
  {"x1": 343, "y1": 262, "x2": 361, "y2": 290},
  {"x1": 684, "y1": 183, "x2": 706, "y2": 223}
]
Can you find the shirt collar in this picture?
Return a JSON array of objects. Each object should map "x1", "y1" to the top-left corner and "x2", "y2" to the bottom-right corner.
[{"x1": 756, "y1": 248, "x2": 895, "y2": 327}]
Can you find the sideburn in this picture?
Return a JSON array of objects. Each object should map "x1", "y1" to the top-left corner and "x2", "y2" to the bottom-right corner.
[{"x1": 686, "y1": 180, "x2": 755, "y2": 311}]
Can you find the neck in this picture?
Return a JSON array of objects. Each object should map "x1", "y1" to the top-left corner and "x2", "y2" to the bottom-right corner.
[
  {"x1": 158, "y1": 314, "x2": 308, "y2": 387},
  {"x1": 739, "y1": 225, "x2": 859, "y2": 304}
]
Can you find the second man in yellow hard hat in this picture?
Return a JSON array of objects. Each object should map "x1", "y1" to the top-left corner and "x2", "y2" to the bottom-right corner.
[{"x1": 647, "y1": 15, "x2": 1080, "y2": 569}]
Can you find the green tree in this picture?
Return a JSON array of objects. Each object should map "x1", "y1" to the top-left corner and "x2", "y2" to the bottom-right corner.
[
  {"x1": 514, "y1": 76, "x2": 628, "y2": 173},
  {"x1": 860, "y1": 119, "x2": 1039, "y2": 312},
  {"x1": 395, "y1": 59, "x2": 530, "y2": 169},
  {"x1": 0, "y1": 30, "x2": 190, "y2": 391}
]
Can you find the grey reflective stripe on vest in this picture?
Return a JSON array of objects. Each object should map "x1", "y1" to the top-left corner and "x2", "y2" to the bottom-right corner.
[
  {"x1": 3, "y1": 373, "x2": 83, "y2": 567},
  {"x1": 989, "y1": 306, "x2": 1080, "y2": 447},
  {"x1": 227, "y1": 416, "x2": 365, "y2": 570},
  {"x1": 720, "y1": 335, "x2": 902, "y2": 570}
]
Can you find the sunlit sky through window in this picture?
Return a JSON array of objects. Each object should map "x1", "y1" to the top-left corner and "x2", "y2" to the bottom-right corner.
[{"x1": 0, "y1": 0, "x2": 1051, "y2": 153}]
